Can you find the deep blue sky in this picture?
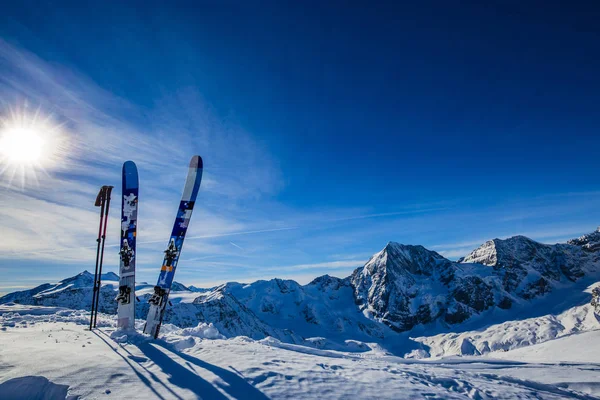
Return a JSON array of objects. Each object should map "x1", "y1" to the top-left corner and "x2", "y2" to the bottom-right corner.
[{"x1": 0, "y1": 1, "x2": 599, "y2": 292}]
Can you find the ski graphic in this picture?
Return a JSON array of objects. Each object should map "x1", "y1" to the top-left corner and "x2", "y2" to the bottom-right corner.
[
  {"x1": 116, "y1": 161, "x2": 139, "y2": 330},
  {"x1": 144, "y1": 155, "x2": 203, "y2": 338}
]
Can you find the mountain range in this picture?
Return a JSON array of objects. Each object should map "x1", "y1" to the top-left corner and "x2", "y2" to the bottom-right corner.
[{"x1": 2, "y1": 227, "x2": 600, "y2": 355}]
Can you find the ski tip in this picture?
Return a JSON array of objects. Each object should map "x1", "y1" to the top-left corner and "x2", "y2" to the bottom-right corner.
[
  {"x1": 122, "y1": 161, "x2": 139, "y2": 190},
  {"x1": 123, "y1": 160, "x2": 138, "y2": 175},
  {"x1": 190, "y1": 155, "x2": 203, "y2": 169}
]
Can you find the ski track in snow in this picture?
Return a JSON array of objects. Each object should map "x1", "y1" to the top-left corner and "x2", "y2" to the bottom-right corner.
[{"x1": 1, "y1": 305, "x2": 599, "y2": 399}]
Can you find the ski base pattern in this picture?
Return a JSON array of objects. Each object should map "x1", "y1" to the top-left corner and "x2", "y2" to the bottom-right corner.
[
  {"x1": 116, "y1": 161, "x2": 139, "y2": 330},
  {"x1": 144, "y1": 155, "x2": 203, "y2": 338}
]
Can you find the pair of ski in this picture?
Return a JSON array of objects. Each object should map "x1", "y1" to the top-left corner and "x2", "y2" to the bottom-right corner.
[{"x1": 116, "y1": 155, "x2": 203, "y2": 338}]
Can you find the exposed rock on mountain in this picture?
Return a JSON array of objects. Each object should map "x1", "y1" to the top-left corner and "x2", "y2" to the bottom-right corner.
[
  {"x1": 351, "y1": 243, "x2": 454, "y2": 331},
  {"x1": 351, "y1": 242, "x2": 507, "y2": 330},
  {"x1": 462, "y1": 235, "x2": 596, "y2": 297},
  {"x1": 351, "y1": 233, "x2": 600, "y2": 333},
  {"x1": 568, "y1": 227, "x2": 600, "y2": 252}
]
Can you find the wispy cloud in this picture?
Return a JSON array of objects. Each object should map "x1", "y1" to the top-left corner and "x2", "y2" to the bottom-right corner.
[
  {"x1": 260, "y1": 259, "x2": 366, "y2": 273},
  {"x1": 322, "y1": 207, "x2": 450, "y2": 223},
  {"x1": 0, "y1": 40, "x2": 290, "y2": 282}
]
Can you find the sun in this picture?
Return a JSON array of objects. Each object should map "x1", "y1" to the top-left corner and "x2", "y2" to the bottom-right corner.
[
  {"x1": 0, "y1": 105, "x2": 68, "y2": 188},
  {"x1": 0, "y1": 126, "x2": 46, "y2": 163}
]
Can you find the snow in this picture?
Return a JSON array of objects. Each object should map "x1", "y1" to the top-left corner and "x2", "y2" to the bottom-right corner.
[
  {"x1": 490, "y1": 330, "x2": 600, "y2": 363},
  {"x1": 1, "y1": 304, "x2": 599, "y2": 399},
  {"x1": 0, "y1": 376, "x2": 76, "y2": 400}
]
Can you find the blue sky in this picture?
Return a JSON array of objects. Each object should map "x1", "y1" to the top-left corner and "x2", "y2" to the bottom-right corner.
[{"x1": 1, "y1": 2, "x2": 599, "y2": 294}]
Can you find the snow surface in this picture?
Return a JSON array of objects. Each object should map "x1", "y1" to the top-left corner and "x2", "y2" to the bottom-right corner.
[{"x1": 1, "y1": 304, "x2": 599, "y2": 399}]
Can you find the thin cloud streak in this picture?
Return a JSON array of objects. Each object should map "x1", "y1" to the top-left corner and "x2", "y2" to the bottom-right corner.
[
  {"x1": 2, "y1": 226, "x2": 299, "y2": 256},
  {"x1": 261, "y1": 260, "x2": 365, "y2": 273},
  {"x1": 229, "y1": 242, "x2": 244, "y2": 251},
  {"x1": 323, "y1": 207, "x2": 450, "y2": 223}
]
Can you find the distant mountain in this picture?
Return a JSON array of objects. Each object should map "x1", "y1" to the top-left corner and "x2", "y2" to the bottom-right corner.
[
  {"x1": 568, "y1": 227, "x2": 600, "y2": 252},
  {"x1": 0, "y1": 271, "x2": 119, "y2": 313},
  {"x1": 0, "y1": 271, "x2": 190, "y2": 315},
  {"x1": 170, "y1": 282, "x2": 190, "y2": 292},
  {"x1": 2, "y1": 228, "x2": 600, "y2": 350},
  {"x1": 212, "y1": 276, "x2": 387, "y2": 343},
  {"x1": 188, "y1": 285, "x2": 210, "y2": 293},
  {"x1": 461, "y1": 235, "x2": 592, "y2": 295}
]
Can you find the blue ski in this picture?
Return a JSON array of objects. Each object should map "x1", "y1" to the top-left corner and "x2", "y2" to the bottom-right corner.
[
  {"x1": 144, "y1": 155, "x2": 203, "y2": 338},
  {"x1": 116, "y1": 161, "x2": 139, "y2": 330}
]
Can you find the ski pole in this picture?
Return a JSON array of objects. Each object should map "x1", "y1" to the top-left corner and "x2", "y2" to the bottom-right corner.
[
  {"x1": 94, "y1": 186, "x2": 113, "y2": 328},
  {"x1": 90, "y1": 186, "x2": 107, "y2": 330}
]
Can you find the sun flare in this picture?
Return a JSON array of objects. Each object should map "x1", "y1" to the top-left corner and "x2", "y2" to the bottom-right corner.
[{"x1": 0, "y1": 105, "x2": 68, "y2": 188}]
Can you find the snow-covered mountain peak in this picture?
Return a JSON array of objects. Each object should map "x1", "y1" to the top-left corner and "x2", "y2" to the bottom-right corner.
[
  {"x1": 244, "y1": 278, "x2": 302, "y2": 295},
  {"x1": 307, "y1": 274, "x2": 349, "y2": 292},
  {"x1": 66, "y1": 270, "x2": 96, "y2": 283},
  {"x1": 351, "y1": 242, "x2": 458, "y2": 331},
  {"x1": 54, "y1": 270, "x2": 119, "y2": 289},
  {"x1": 568, "y1": 227, "x2": 600, "y2": 252},
  {"x1": 462, "y1": 235, "x2": 549, "y2": 267},
  {"x1": 170, "y1": 281, "x2": 190, "y2": 292},
  {"x1": 187, "y1": 285, "x2": 209, "y2": 293},
  {"x1": 460, "y1": 239, "x2": 498, "y2": 265},
  {"x1": 364, "y1": 242, "x2": 450, "y2": 277},
  {"x1": 101, "y1": 271, "x2": 119, "y2": 281}
]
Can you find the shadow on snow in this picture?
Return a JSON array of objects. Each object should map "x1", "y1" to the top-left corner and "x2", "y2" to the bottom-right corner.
[{"x1": 94, "y1": 330, "x2": 269, "y2": 400}]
